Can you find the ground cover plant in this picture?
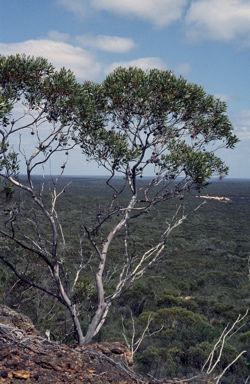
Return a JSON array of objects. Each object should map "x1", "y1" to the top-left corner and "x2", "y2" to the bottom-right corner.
[{"x1": 0, "y1": 54, "x2": 248, "y2": 382}]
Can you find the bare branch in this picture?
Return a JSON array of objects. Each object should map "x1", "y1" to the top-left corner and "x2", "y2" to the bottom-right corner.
[
  {"x1": 122, "y1": 308, "x2": 163, "y2": 359},
  {"x1": 214, "y1": 349, "x2": 247, "y2": 384},
  {"x1": 0, "y1": 253, "x2": 62, "y2": 302},
  {"x1": 202, "y1": 309, "x2": 249, "y2": 382}
]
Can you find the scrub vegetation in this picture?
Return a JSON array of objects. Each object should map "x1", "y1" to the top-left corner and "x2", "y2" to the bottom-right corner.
[{"x1": 1, "y1": 177, "x2": 249, "y2": 382}]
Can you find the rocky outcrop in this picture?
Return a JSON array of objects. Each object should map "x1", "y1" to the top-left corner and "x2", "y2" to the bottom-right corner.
[
  {"x1": 0, "y1": 326, "x2": 141, "y2": 383},
  {"x1": 0, "y1": 306, "x2": 145, "y2": 384},
  {"x1": 0, "y1": 306, "x2": 213, "y2": 383},
  {"x1": 0, "y1": 305, "x2": 35, "y2": 333}
]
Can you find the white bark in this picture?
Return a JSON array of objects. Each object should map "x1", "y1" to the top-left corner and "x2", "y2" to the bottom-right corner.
[{"x1": 202, "y1": 309, "x2": 249, "y2": 383}]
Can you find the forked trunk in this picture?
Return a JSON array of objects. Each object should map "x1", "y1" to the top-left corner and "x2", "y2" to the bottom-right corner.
[
  {"x1": 82, "y1": 302, "x2": 110, "y2": 346},
  {"x1": 68, "y1": 304, "x2": 85, "y2": 346}
]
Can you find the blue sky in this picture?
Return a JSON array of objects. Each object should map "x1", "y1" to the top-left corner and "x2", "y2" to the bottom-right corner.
[{"x1": 0, "y1": 0, "x2": 250, "y2": 178}]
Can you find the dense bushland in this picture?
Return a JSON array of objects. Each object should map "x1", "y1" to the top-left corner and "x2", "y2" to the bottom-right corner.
[{"x1": 0, "y1": 177, "x2": 249, "y2": 382}]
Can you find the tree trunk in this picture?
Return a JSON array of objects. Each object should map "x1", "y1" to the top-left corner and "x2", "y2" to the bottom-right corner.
[
  {"x1": 83, "y1": 302, "x2": 110, "y2": 346},
  {"x1": 68, "y1": 304, "x2": 85, "y2": 346}
]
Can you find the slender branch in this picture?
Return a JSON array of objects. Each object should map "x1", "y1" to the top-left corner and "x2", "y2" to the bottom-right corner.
[
  {"x1": 0, "y1": 253, "x2": 62, "y2": 303},
  {"x1": 214, "y1": 350, "x2": 247, "y2": 384},
  {"x1": 0, "y1": 227, "x2": 54, "y2": 269},
  {"x1": 122, "y1": 309, "x2": 163, "y2": 359},
  {"x1": 202, "y1": 309, "x2": 249, "y2": 382}
]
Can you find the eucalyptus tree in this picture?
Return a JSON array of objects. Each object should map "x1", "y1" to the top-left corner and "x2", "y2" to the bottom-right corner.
[
  {"x1": 0, "y1": 56, "x2": 238, "y2": 346},
  {"x1": 78, "y1": 67, "x2": 238, "y2": 345}
]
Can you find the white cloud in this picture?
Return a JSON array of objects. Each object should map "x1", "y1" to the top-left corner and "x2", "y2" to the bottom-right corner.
[
  {"x1": 214, "y1": 94, "x2": 237, "y2": 103},
  {"x1": 106, "y1": 57, "x2": 167, "y2": 74},
  {"x1": 174, "y1": 63, "x2": 191, "y2": 76},
  {"x1": 47, "y1": 30, "x2": 71, "y2": 42},
  {"x1": 235, "y1": 128, "x2": 250, "y2": 140},
  {"x1": 56, "y1": 0, "x2": 89, "y2": 19},
  {"x1": 0, "y1": 40, "x2": 101, "y2": 81},
  {"x1": 234, "y1": 109, "x2": 250, "y2": 129},
  {"x1": 58, "y1": 0, "x2": 187, "y2": 27},
  {"x1": 92, "y1": 0, "x2": 187, "y2": 27},
  {"x1": 76, "y1": 34, "x2": 136, "y2": 53},
  {"x1": 0, "y1": 40, "x2": 167, "y2": 83},
  {"x1": 228, "y1": 109, "x2": 250, "y2": 141},
  {"x1": 185, "y1": 0, "x2": 250, "y2": 43}
]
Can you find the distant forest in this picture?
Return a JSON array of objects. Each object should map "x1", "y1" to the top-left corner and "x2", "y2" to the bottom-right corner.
[{"x1": 0, "y1": 177, "x2": 250, "y2": 383}]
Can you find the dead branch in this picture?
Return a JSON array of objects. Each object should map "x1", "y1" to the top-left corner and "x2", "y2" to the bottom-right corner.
[{"x1": 202, "y1": 309, "x2": 249, "y2": 383}]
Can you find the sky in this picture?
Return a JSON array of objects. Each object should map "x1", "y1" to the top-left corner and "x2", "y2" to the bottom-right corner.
[{"x1": 0, "y1": 0, "x2": 250, "y2": 178}]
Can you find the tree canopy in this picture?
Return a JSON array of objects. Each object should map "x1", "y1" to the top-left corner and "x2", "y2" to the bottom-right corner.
[{"x1": 80, "y1": 67, "x2": 238, "y2": 193}]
